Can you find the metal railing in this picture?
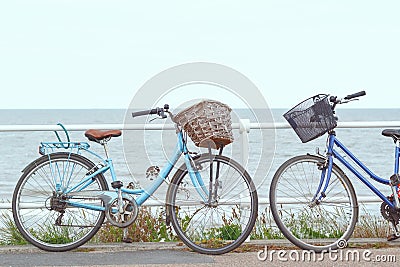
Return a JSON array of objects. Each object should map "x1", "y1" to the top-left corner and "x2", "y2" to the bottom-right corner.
[
  {"x1": 1, "y1": 120, "x2": 400, "y2": 210},
  {"x1": 2, "y1": 120, "x2": 400, "y2": 132}
]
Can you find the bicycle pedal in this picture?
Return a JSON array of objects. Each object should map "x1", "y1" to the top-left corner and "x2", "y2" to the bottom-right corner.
[
  {"x1": 145, "y1": 166, "x2": 160, "y2": 180},
  {"x1": 111, "y1": 180, "x2": 123, "y2": 189},
  {"x1": 387, "y1": 233, "x2": 400, "y2": 241},
  {"x1": 122, "y1": 237, "x2": 133, "y2": 243},
  {"x1": 126, "y1": 182, "x2": 137, "y2": 189}
]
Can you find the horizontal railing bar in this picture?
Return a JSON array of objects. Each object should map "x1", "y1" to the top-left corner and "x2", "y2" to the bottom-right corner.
[
  {"x1": 262, "y1": 121, "x2": 400, "y2": 129},
  {"x1": 1, "y1": 121, "x2": 400, "y2": 132},
  {"x1": 0, "y1": 121, "x2": 395, "y2": 211},
  {"x1": 0, "y1": 196, "x2": 383, "y2": 210},
  {"x1": 0, "y1": 124, "x2": 174, "y2": 132}
]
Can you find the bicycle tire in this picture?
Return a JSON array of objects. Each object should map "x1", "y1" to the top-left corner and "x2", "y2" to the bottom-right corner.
[
  {"x1": 269, "y1": 154, "x2": 358, "y2": 252},
  {"x1": 167, "y1": 154, "x2": 258, "y2": 255},
  {"x1": 12, "y1": 152, "x2": 108, "y2": 252}
]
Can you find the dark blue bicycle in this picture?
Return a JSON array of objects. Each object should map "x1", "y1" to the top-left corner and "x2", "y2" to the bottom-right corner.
[{"x1": 270, "y1": 91, "x2": 400, "y2": 252}]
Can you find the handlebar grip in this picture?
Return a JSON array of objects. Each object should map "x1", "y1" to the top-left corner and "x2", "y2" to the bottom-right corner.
[
  {"x1": 344, "y1": 91, "x2": 366, "y2": 100},
  {"x1": 131, "y1": 108, "x2": 158, "y2": 118}
]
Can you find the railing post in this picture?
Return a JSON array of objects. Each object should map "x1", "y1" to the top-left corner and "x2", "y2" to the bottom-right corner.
[
  {"x1": 239, "y1": 119, "x2": 251, "y2": 168},
  {"x1": 238, "y1": 119, "x2": 251, "y2": 243}
]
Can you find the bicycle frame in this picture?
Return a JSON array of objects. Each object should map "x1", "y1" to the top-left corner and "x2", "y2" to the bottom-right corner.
[
  {"x1": 47, "y1": 131, "x2": 209, "y2": 212},
  {"x1": 317, "y1": 131, "x2": 399, "y2": 209}
]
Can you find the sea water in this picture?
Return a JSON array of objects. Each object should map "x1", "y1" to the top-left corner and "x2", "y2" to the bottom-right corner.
[{"x1": 1, "y1": 108, "x2": 400, "y2": 216}]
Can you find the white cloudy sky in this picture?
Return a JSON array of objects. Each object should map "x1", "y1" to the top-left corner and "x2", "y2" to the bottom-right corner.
[{"x1": 0, "y1": 1, "x2": 399, "y2": 109}]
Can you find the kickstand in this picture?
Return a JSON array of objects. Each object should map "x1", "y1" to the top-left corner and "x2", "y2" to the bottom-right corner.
[
  {"x1": 388, "y1": 221, "x2": 400, "y2": 241},
  {"x1": 122, "y1": 227, "x2": 133, "y2": 243}
]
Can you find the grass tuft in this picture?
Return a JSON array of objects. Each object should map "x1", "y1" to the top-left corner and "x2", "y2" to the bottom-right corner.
[
  {"x1": 92, "y1": 207, "x2": 177, "y2": 243},
  {"x1": 0, "y1": 211, "x2": 28, "y2": 245},
  {"x1": 0, "y1": 203, "x2": 393, "y2": 246}
]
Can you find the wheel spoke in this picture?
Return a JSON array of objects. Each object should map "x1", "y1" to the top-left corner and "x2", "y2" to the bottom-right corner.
[
  {"x1": 12, "y1": 153, "x2": 107, "y2": 251},
  {"x1": 270, "y1": 155, "x2": 358, "y2": 252},
  {"x1": 169, "y1": 155, "x2": 257, "y2": 254}
]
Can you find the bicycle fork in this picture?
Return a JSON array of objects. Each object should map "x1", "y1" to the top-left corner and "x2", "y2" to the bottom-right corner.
[
  {"x1": 185, "y1": 144, "x2": 223, "y2": 207},
  {"x1": 309, "y1": 133, "x2": 340, "y2": 207},
  {"x1": 309, "y1": 155, "x2": 332, "y2": 208}
]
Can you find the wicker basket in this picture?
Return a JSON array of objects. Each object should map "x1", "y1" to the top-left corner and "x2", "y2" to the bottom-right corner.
[
  {"x1": 284, "y1": 94, "x2": 337, "y2": 143},
  {"x1": 173, "y1": 100, "x2": 234, "y2": 149}
]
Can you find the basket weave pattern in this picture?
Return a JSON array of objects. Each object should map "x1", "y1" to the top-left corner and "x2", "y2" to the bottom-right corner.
[
  {"x1": 173, "y1": 100, "x2": 234, "y2": 149},
  {"x1": 284, "y1": 94, "x2": 337, "y2": 143}
]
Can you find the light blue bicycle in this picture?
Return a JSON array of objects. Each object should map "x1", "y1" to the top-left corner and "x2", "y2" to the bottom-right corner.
[{"x1": 12, "y1": 102, "x2": 258, "y2": 254}]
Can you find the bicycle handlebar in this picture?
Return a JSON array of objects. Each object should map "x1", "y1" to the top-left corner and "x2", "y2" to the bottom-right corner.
[
  {"x1": 344, "y1": 90, "x2": 366, "y2": 100},
  {"x1": 131, "y1": 104, "x2": 170, "y2": 119},
  {"x1": 329, "y1": 91, "x2": 366, "y2": 107},
  {"x1": 131, "y1": 109, "x2": 158, "y2": 117}
]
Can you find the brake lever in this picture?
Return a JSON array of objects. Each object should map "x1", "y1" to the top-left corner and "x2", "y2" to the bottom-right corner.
[
  {"x1": 158, "y1": 109, "x2": 167, "y2": 119},
  {"x1": 148, "y1": 110, "x2": 168, "y2": 122},
  {"x1": 149, "y1": 117, "x2": 160, "y2": 123},
  {"x1": 341, "y1": 98, "x2": 359, "y2": 104}
]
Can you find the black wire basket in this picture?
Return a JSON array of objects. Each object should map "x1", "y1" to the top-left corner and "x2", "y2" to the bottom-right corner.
[{"x1": 283, "y1": 94, "x2": 337, "y2": 143}]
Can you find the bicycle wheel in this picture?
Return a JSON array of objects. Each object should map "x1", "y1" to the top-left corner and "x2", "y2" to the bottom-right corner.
[
  {"x1": 12, "y1": 152, "x2": 108, "y2": 251},
  {"x1": 269, "y1": 154, "x2": 358, "y2": 252},
  {"x1": 167, "y1": 154, "x2": 258, "y2": 255}
]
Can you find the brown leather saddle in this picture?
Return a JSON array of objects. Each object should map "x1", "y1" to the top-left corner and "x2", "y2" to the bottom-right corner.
[{"x1": 84, "y1": 129, "x2": 122, "y2": 143}]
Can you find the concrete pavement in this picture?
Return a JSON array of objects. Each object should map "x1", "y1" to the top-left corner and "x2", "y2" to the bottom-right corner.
[{"x1": 0, "y1": 238, "x2": 399, "y2": 267}]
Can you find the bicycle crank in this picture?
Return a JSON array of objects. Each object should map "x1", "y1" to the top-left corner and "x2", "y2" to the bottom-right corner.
[
  {"x1": 380, "y1": 200, "x2": 400, "y2": 225},
  {"x1": 105, "y1": 196, "x2": 139, "y2": 228},
  {"x1": 67, "y1": 190, "x2": 139, "y2": 227}
]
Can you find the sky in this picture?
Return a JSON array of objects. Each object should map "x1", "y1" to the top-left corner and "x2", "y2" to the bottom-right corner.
[{"x1": 0, "y1": 1, "x2": 399, "y2": 109}]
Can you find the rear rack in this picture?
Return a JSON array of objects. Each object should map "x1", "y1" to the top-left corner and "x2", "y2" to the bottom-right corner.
[
  {"x1": 38, "y1": 123, "x2": 90, "y2": 155},
  {"x1": 39, "y1": 142, "x2": 90, "y2": 155}
]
